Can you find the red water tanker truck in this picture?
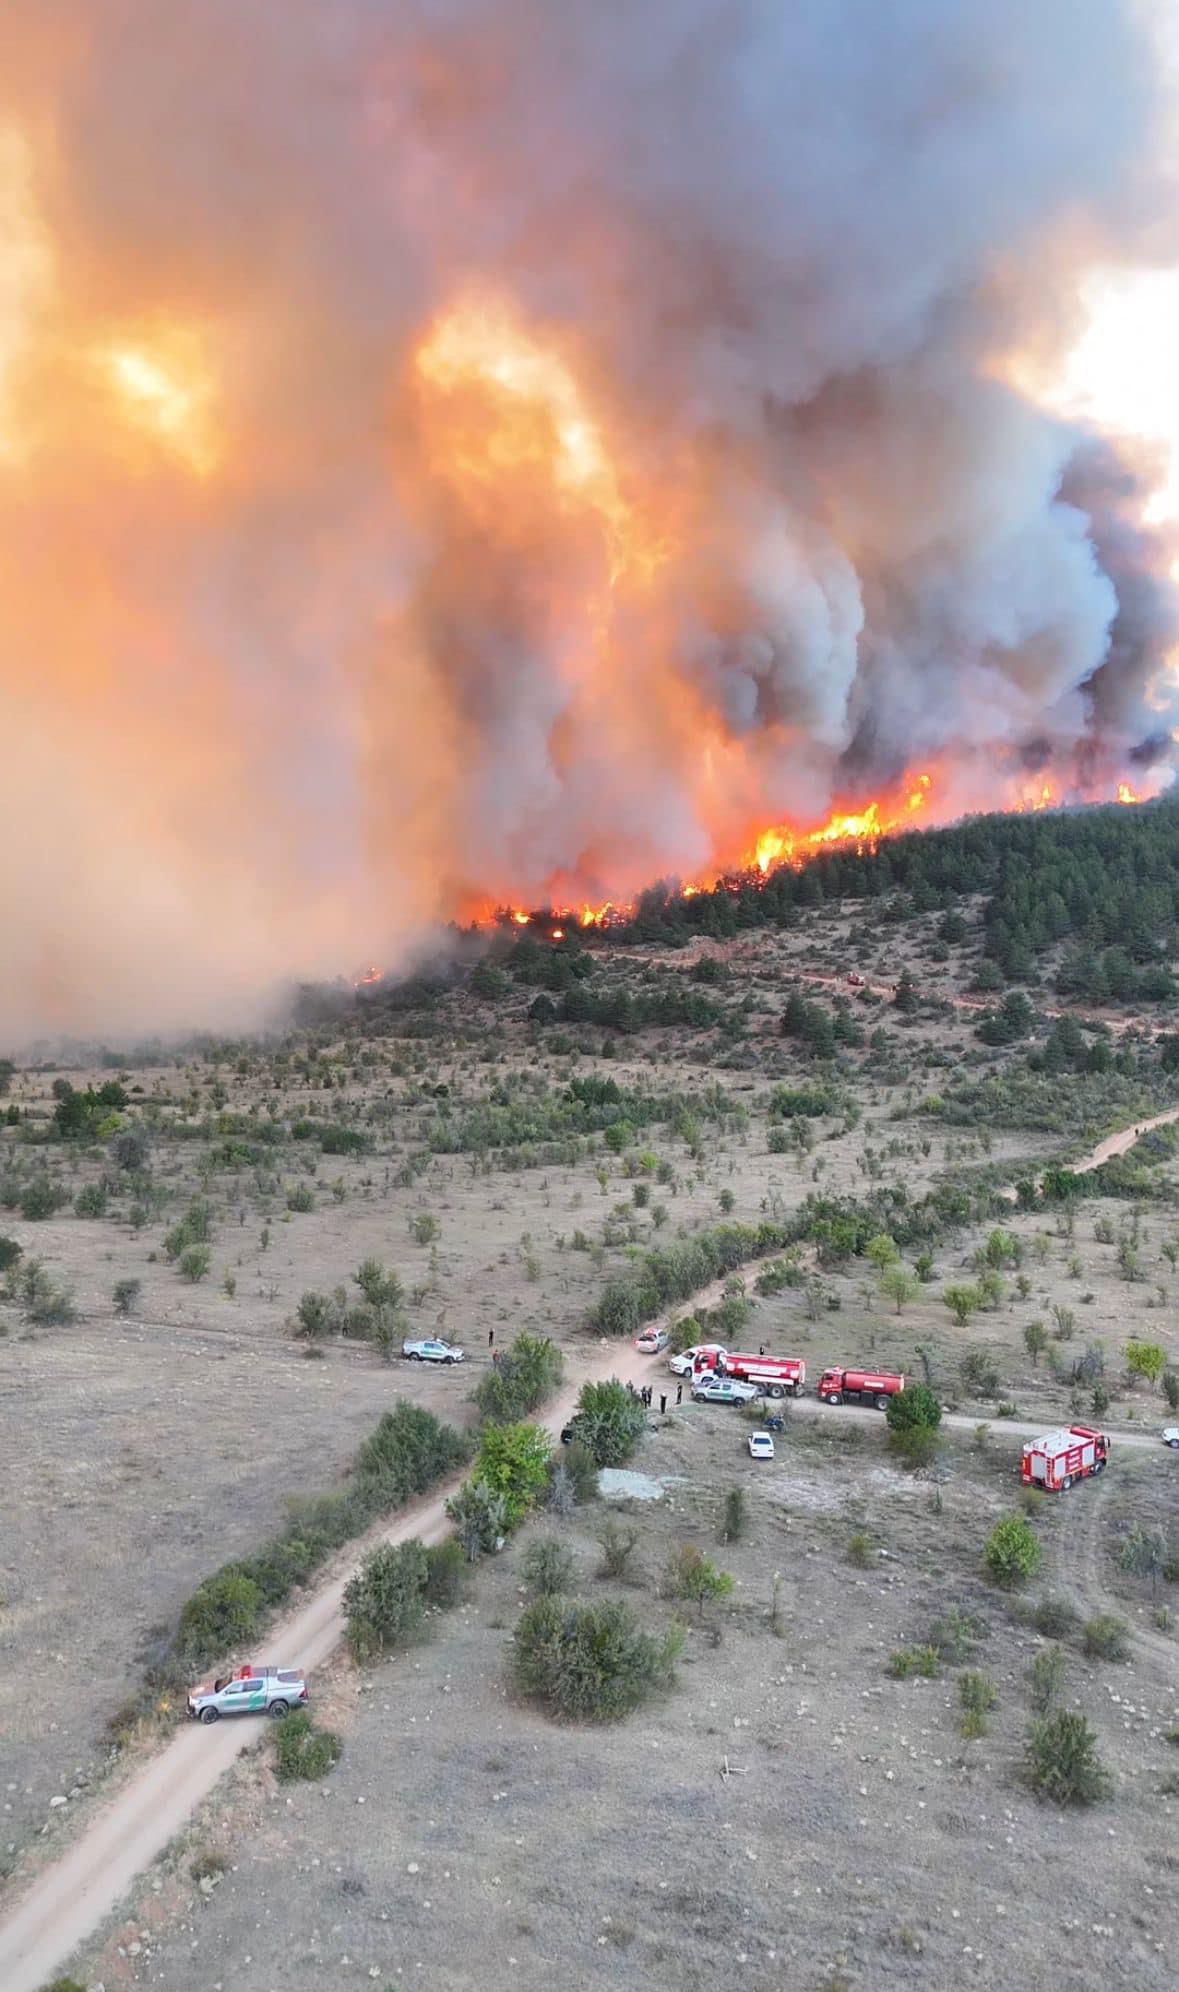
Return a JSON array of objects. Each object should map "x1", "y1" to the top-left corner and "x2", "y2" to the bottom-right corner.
[
  {"x1": 1021, "y1": 1425, "x2": 1110, "y2": 1492},
  {"x1": 817, "y1": 1366, "x2": 905, "y2": 1410},
  {"x1": 690, "y1": 1348, "x2": 805, "y2": 1397}
]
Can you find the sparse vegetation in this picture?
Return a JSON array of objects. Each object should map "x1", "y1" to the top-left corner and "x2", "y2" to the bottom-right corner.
[{"x1": 512, "y1": 1596, "x2": 680, "y2": 1722}]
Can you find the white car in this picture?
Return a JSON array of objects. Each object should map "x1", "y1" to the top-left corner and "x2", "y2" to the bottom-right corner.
[
  {"x1": 402, "y1": 1338, "x2": 465, "y2": 1364},
  {"x1": 635, "y1": 1325, "x2": 671, "y2": 1354},
  {"x1": 692, "y1": 1376, "x2": 761, "y2": 1406},
  {"x1": 669, "y1": 1342, "x2": 726, "y2": 1377},
  {"x1": 1163, "y1": 1427, "x2": 1179, "y2": 1449},
  {"x1": 748, "y1": 1431, "x2": 775, "y2": 1460}
]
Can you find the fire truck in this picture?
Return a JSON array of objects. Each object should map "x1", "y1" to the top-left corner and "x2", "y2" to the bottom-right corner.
[
  {"x1": 1020, "y1": 1425, "x2": 1110, "y2": 1492},
  {"x1": 817, "y1": 1365, "x2": 905, "y2": 1410},
  {"x1": 691, "y1": 1348, "x2": 806, "y2": 1398}
]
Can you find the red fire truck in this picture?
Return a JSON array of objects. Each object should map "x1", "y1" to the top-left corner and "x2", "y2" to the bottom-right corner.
[
  {"x1": 691, "y1": 1348, "x2": 806, "y2": 1398},
  {"x1": 817, "y1": 1365, "x2": 905, "y2": 1410},
  {"x1": 1020, "y1": 1425, "x2": 1110, "y2": 1492}
]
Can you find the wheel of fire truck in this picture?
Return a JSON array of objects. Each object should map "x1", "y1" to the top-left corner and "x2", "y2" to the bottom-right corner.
[
  {"x1": 1092, "y1": 1457, "x2": 1106, "y2": 1473},
  {"x1": 823, "y1": 1391, "x2": 841, "y2": 1404},
  {"x1": 792, "y1": 1382, "x2": 804, "y2": 1397},
  {"x1": 1059, "y1": 1475, "x2": 1072, "y2": 1491},
  {"x1": 767, "y1": 1383, "x2": 785, "y2": 1398},
  {"x1": 200, "y1": 1707, "x2": 220, "y2": 1725},
  {"x1": 268, "y1": 1700, "x2": 289, "y2": 1719},
  {"x1": 875, "y1": 1394, "x2": 890, "y2": 1411}
]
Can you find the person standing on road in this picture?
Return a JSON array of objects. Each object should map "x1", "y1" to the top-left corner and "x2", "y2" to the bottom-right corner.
[
  {"x1": 488, "y1": 1327, "x2": 495, "y2": 1349},
  {"x1": 659, "y1": 1394, "x2": 667, "y2": 1415},
  {"x1": 676, "y1": 1382, "x2": 683, "y2": 1405}
]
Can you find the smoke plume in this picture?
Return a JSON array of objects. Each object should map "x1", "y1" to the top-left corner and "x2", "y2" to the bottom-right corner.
[{"x1": 1, "y1": 0, "x2": 1178, "y2": 1038}]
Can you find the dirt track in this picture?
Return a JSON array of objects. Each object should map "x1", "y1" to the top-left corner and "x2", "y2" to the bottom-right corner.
[{"x1": 2, "y1": 1108, "x2": 1176, "y2": 1992}]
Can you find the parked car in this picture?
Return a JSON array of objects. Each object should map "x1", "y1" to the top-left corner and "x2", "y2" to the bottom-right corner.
[
  {"x1": 669, "y1": 1342, "x2": 726, "y2": 1377},
  {"x1": 748, "y1": 1431, "x2": 775, "y2": 1459},
  {"x1": 188, "y1": 1666, "x2": 308, "y2": 1725},
  {"x1": 635, "y1": 1325, "x2": 670, "y2": 1354},
  {"x1": 402, "y1": 1338, "x2": 465, "y2": 1364},
  {"x1": 691, "y1": 1375, "x2": 761, "y2": 1405},
  {"x1": 847, "y1": 971, "x2": 865, "y2": 986},
  {"x1": 1163, "y1": 1427, "x2": 1179, "y2": 1449}
]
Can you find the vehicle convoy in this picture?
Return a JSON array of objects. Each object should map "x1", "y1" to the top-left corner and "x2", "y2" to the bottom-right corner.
[
  {"x1": 691, "y1": 1347, "x2": 806, "y2": 1398},
  {"x1": 1021, "y1": 1425, "x2": 1110, "y2": 1491},
  {"x1": 187, "y1": 1665, "x2": 308, "y2": 1724},
  {"x1": 817, "y1": 1366, "x2": 905, "y2": 1409},
  {"x1": 401, "y1": 1338, "x2": 465, "y2": 1364}
]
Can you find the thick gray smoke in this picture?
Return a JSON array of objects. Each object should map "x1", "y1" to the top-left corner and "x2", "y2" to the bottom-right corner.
[{"x1": 0, "y1": 0, "x2": 1177, "y2": 1039}]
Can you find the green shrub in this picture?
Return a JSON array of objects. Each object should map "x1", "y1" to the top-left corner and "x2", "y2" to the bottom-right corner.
[
  {"x1": 176, "y1": 1569, "x2": 264, "y2": 1666},
  {"x1": 410, "y1": 1212, "x2": 440, "y2": 1245},
  {"x1": 886, "y1": 1645, "x2": 940, "y2": 1679},
  {"x1": 1031, "y1": 1595, "x2": 1079, "y2": 1639},
  {"x1": 164, "y1": 1198, "x2": 214, "y2": 1260},
  {"x1": 473, "y1": 1332, "x2": 564, "y2": 1426},
  {"x1": 272, "y1": 1708, "x2": 342, "y2": 1782},
  {"x1": 721, "y1": 1487, "x2": 746, "y2": 1543},
  {"x1": 424, "y1": 1538, "x2": 466, "y2": 1608},
  {"x1": 472, "y1": 1422, "x2": 552, "y2": 1528},
  {"x1": 558, "y1": 1439, "x2": 599, "y2": 1505},
  {"x1": 569, "y1": 1379, "x2": 647, "y2": 1467},
  {"x1": 513, "y1": 1597, "x2": 680, "y2": 1721},
  {"x1": 664, "y1": 1544, "x2": 734, "y2": 1618},
  {"x1": 20, "y1": 1176, "x2": 65, "y2": 1221},
  {"x1": 958, "y1": 1670, "x2": 997, "y2": 1739},
  {"x1": 597, "y1": 1519, "x2": 640, "y2": 1579},
  {"x1": 74, "y1": 1181, "x2": 108, "y2": 1218},
  {"x1": 1081, "y1": 1613, "x2": 1131, "y2": 1662},
  {"x1": 522, "y1": 1536, "x2": 575, "y2": 1598},
  {"x1": 178, "y1": 1244, "x2": 211, "y2": 1283},
  {"x1": 0, "y1": 1235, "x2": 22, "y2": 1273},
  {"x1": 287, "y1": 1184, "x2": 315, "y2": 1213},
  {"x1": 984, "y1": 1515, "x2": 1042, "y2": 1589},
  {"x1": 1024, "y1": 1712, "x2": 1110, "y2": 1806},
  {"x1": 1028, "y1": 1647, "x2": 1067, "y2": 1713},
  {"x1": 112, "y1": 1277, "x2": 142, "y2": 1316},
  {"x1": 847, "y1": 1531, "x2": 872, "y2": 1568},
  {"x1": 344, "y1": 1539, "x2": 429, "y2": 1660},
  {"x1": 927, "y1": 1608, "x2": 980, "y2": 1664},
  {"x1": 446, "y1": 1479, "x2": 509, "y2": 1562},
  {"x1": 885, "y1": 1384, "x2": 942, "y2": 1466}
]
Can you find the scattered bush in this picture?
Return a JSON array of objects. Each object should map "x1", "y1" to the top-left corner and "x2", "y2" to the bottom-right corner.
[
  {"x1": 958, "y1": 1670, "x2": 997, "y2": 1739},
  {"x1": 1031, "y1": 1595, "x2": 1080, "y2": 1639},
  {"x1": 597, "y1": 1520, "x2": 640, "y2": 1579},
  {"x1": 927, "y1": 1608, "x2": 980, "y2": 1664},
  {"x1": 558, "y1": 1438, "x2": 599, "y2": 1505},
  {"x1": 112, "y1": 1278, "x2": 142, "y2": 1317},
  {"x1": 20, "y1": 1176, "x2": 66, "y2": 1222},
  {"x1": 1081, "y1": 1613, "x2": 1131, "y2": 1662},
  {"x1": 513, "y1": 1596, "x2": 680, "y2": 1721},
  {"x1": 0, "y1": 1235, "x2": 22, "y2": 1273},
  {"x1": 1028, "y1": 1647, "x2": 1067, "y2": 1713},
  {"x1": 74, "y1": 1181, "x2": 108, "y2": 1218},
  {"x1": 1024, "y1": 1711, "x2": 1110, "y2": 1806},
  {"x1": 423, "y1": 1538, "x2": 466, "y2": 1608},
  {"x1": 847, "y1": 1532, "x2": 872, "y2": 1568},
  {"x1": 272, "y1": 1708, "x2": 342, "y2": 1782},
  {"x1": 522, "y1": 1536, "x2": 575, "y2": 1598},
  {"x1": 984, "y1": 1515, "x2": 1042, "y2": 1589},
  {"x1": 446, "y1": 1479, "x2": 509, "y2": 1562},
  {"x1": 178, "y1": 1245, "x2": 211, "y2": 1283},
  {"x1": 886, "y1": 1645, "x2": 940, "y2": 1679},
  {"x1": 176, "y1": 1569, "x2": 264, "y2": 1666},
  {"x1": 664, "y1": 1543, "x2": 734, "y2": 1618}
]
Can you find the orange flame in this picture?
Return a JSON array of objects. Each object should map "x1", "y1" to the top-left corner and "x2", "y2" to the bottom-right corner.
[{"x1": 1117, "y1": 782, "x2": 1138, "y2": 804}]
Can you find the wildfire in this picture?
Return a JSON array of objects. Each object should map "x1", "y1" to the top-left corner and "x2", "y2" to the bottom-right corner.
[
  {"x1": 353, "y1": 964, "x2": 384, "y2": 988},
  {"x1": 99, "y1": 332, "x2": 219, "y2": 475},
  {"x1": 1117, "y1": 782, "x2": 1138, "y2": 804}
]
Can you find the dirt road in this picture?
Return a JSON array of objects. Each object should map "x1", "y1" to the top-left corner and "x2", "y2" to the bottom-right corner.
[
  {"x1": 0, "y1": 1340, "x2": 659, "y2": 1992},
  {"x1": 1070, "y1": 1104, "x2": 1179, "y2": 1173}
]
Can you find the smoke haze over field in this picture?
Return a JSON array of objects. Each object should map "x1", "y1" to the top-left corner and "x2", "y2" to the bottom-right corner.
[{"x1": 2, "y1": 0, "x2": 1179, "y2": 1038}]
